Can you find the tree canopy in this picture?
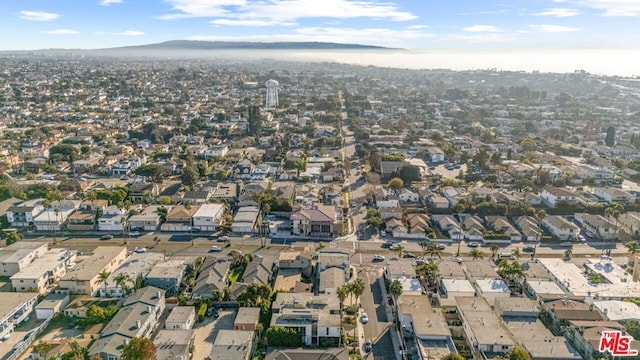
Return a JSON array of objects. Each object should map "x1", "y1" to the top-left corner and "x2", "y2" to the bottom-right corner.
[{"x1": 121, "y1": 337, "x2": 156, "y2": 360}]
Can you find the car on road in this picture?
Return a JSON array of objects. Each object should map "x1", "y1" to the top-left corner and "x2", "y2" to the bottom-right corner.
[
  {"x1": 134, "y1": 247, "x2": 147, "y2": 253},
  {"x1": 213, "y1": 308, "x2": 221, "y2": 318},
  {"x1": 360, "y1": 313, "x2": 369, "y2": 324},
  {"x1": 363, "y1": 339, "x2": 373, "y2": 352},
  {"x1": 209, "y1": 246, "x2": 222, "y2": 252},
  {"x1": 468, "y1": 242, "x2": 479, "y2": 248},
  {"x1": 100, "y1": 234, "x2": 113, "y2": 240},
  {"x1": 578, "y1": 234, "x2": 586, "y2": 242},
  {"x1": 130, "y1": 227, "x2": 144, "y2": 232},
  {"x1": 436, "y1": 244, "x2": 446, "y2": 250},
  {"x1": 452, "y1": 257, "x2": 463, "y2": 263},
  {"x1": 217, "y1": 236, "x2": 229, "y2": 242},
  {"x1": 379, "y1": 230, "x2": 386, "y2": 237},
  {"x1": 66, "y1": 262, "x2": 76, "y2": 269},
  {"x1": 523, "y1": 245, "x2": 535, "y2": 252},
  {"x1": 402, "y1": 253, "x2": 417, "y2": 259},
  {"x1": 128, "y1": 231, "x2": 141, "y2": 237},
  {"x1": 207, "y1": 307, "x2": 214, "y2": 317},
  {"x1": 381, "y1": 242, "x2": 393, "y2": 249},
  {"x1": 373, "y1": 254, "x2": 385, "y2": 262}
]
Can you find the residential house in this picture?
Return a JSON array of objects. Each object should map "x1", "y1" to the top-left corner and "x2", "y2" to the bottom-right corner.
[
  {"x1": 485, "y1": 216, "x2": 522, "y2": 242},
  {"x1": 374, "y1": 186, "x2": 400, "y2": 208},
  {"x1": 210, "y1": 182, "x2": 238, "y2": 202},
  {"x1": 232, "y1": 206, "x2": 261, "y2": 234},
  {"x1": 386, "y1": 218, "x2": 409, "y2": 238},
  {"x1": 426, "y1": 147, "x2": 445, "y2": 162},
  {"x1": 617, "y1": 212, "x2": 640, "y2": 238},
  {"x1": 380, "y1": 161, "x2": 409, "y2": 181},
  {"x1": 291, "y1": 205, "x2": 343, "y2": 237},
  {"x1": 397, "y1": 188, "x2": 420, "y2": 203},
  {"x1": 593, "y1": 187, "x2": 637, "y2": 204},
  {"x1": 461, "y1": 215, "x2": 485, "y2": 241},
  {"x1": 541, "y1": 297, "x2": 604, "y2": 328},
  {"x1": 35, "y1": 292, "x2": 70, "y2": 320},
  {"x1": 406, "y1": 213, "x2": 434, "y2": 239},
  {"x1": 0, "y1": 293, "x2": 38, "y2": 340},
  {"x1": 183, "y1": 186, "x2": 214, "y2": 204},
  {"x1": 165, "y1": 306, "x2": 196, "y2": 329},
  {"x1": 154, "y1": 329, "x2": 195, "y2": 360},
  {"x1": 541, "y1": 187, "x2": 579, "y2": 208},
  {"x1": 128, "y1": 182, "x2": 159, "y2": 203},
  {"x1": 265, "y1": 349, "x2": 348, "y2": 360},
  {"x1": 98, "y1": 252, "x2": 164, "y2": 298},
  {"x1": 235, "y1": 307, "x2": 260, "y2": 331},
  {"x1": 441, "y1": 187, "x2": 469, "y2": 207},
  {"x1": 88, "y1": 287, "x2": 166, "y2": 360},
  {"x1": 574, "y1": 213, "x2": 618, "y2": 240},
  {"x1": 58, "y1": 246, "x2": 127, "y2": 295},
  {"x1": 456, "y1": 296, "x2": 516, "y2": 356},
  {"x1": 6, "y1": 199, "x2": 45, "y2": 227},
  {"x1": 209, "y1": 329, "x2": 255, "y2": 360},
  {"x1": 145, "y1": 259, "x2": 186, "y2": 295},
  {"x1": 515, "y1": 216, "x2": 542, "y2": 242},
  {"x1": 241, "y1": 255, "x2": 273, "y2": 286},
  {"x1": 277, "y1": 251, "x2": 313, "y2": 277},
  {"x1": 98, "y1": 205, "x2": 126, "y2": 231},
  {"x1": 11, "y1": 248, "x2": 75, "y2": 294},
  {"x1": 379, "y1": 206, "x2": 403, "y2": 221},
  {"x1": 161, "y1": 204, "x2": 199, "y2": 232},
  {"x1": 565, "y1": 321, "x2": 635, "y2": 360},
  {"x1": 111, "y1": 155, "x2": 146, "y2": 176},
  {"x1": 235, "y1": 159, "x2": 256, "y2": 179},
  {"x1": 192, "y1": 203, "x2": 225, "y2": 232},
  {"x1": 204, "y1": 144, "x2": 229, "y2": 158},
  {"x1": 321, "y1": 166, "x2": 344, "y2": 183},
  {"x1": 33, "y1": 200, "x2": 81, "y2": 231},
  {"x1": 432, "y1": 214, "x2": 463, "y2": 240},
  {"x1": 66, "y1": 209, "x2": 96, "y2": 231},
  {"x1": 316, "y1": 251, "x2": 350, "y2": 294},
  {"x1": 398, "y1": 294, "x2": 455, "y2": 360},
  {"x1": 192, "y1": 257, "x2": 230, "y2": 298},
  {"x1": 128, "y1": 205, "x2": 166, "y2": 231},
  {"x1": 0, "y1": 241, "x2": 49, "y2": 276},
  {"x1": 270, "y1": 293, "x2": 341, "y2": 346},
  {"x1": 542, "y1": 216, "x2": 580, "y2": 241}
]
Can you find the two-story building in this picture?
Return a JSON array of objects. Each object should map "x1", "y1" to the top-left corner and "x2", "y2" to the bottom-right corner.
[
  {"x1": 541, "y1": 187, "x2": 579, "y2": 208},
  {"x1": 161, "y1": 204, "x2": 199, "y2": 232},
  {"x1": 11, "y1": 248, "x2": 75, "y2": 294},
  {"x1": 0, "y1": 241, "x2": 49, "y2": 276},
  {"x1": 6, "y1": 199, "x2": 45, "y2": 227},
  {"x1": 58, "y1": 246, "x2": 127, "y2": 295},
  {"x1": 291, "y1": 205, "x2": 343, "y2": 238},
  {"x1": 542, "y1": 215, "x2": 580, "y2": 241},
  {"x1": 192, "y1": 203, "x2": 225, "y2": 232},
  {"x1": 0, "y1": 293, "x2": 38, "y2": 341},
  {"x1": 270, "y1": 293, "x2": 341, "y2": 346}
]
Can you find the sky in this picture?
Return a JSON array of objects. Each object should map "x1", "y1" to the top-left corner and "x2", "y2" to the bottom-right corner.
[{"x1": 1, "y1": 0, "x2": 639, "y2": 50}]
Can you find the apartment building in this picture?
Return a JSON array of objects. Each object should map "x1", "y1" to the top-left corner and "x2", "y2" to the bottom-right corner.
[{"x1": 58, "y1": 246, "x2": 127, "y2": 295}]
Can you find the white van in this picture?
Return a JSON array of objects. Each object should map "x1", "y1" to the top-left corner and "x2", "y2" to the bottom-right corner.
[{"x1": 499, "y1": 252, "x2": 515, "y2": 260}]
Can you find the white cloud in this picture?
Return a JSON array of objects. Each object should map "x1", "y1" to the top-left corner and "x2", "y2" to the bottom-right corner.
[
  {"x1": 528, "y1": 24, "x2": 581, "y2": 32},
  {"x1": 116, "y1": 30, "x2": 144, "y2": 36},
  {"x1": 42, "y1": 29, "x2": 79, "y2": 35},
  {"x1": 211, "y1": 19, "x2": 296, "y2": 26},
  {"x1": 449, "y1": 33, "x2": 517, "y2": 43},
  {"x1": 19, "y1": 10, "x2": 61, "y2": 21},
  {"x1": 463, "y1": 25, "x2": 502, "y2": 32},
  {"x1": 100, "y1": 0, "x2": 123, "y2": 5},
  {"x1": 578, "y1": 0, "x2": 640, "y2": 16},
  {"x1": 189, "y1": 26, "x2": 431, "y2": 46},
  {"x1": 407, "y1": 25, "x2": 430, "y2": 30},
  {"x1": 159, "y1": 0, "x2": 416, "y2": 22},
  {"x1": 533, "y1": 7, "x2": 580, "y2": 17}
]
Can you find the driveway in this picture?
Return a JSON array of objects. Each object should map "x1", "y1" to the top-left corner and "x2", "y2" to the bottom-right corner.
[
  {"x1": 359, "y1": 266, "x2": 398, "y2": 360},
  {"x1": 191, "y1": 309, "x2": 235, "y2": 360}
]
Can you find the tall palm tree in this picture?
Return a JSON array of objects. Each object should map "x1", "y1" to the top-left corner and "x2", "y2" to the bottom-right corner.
[
  {"x1": 489, "y1": 243, "x2": 500, "y2": 259},
  {"x1": 350, "y1": 278, "x2": 365, "y2": 305},
  {"x1": 419, "y1": 240, "x2": 429, "y2": 259},
  {"x1": 394, "y1": 244, "x2": 405, "y2": 258},
  {"x1": 426, "y1": 243, "x2": 442, "y2": 259},
  {"x1": 625, "y1": 241, "x2": 640, "y2": 256},
  {"x1": 512, "y1": 247, "x2": 521, "y2": 260},
  {"x1": 416, "y1": 262, "x2": 439, "y2": 289},
  {"x1": 115, "y1": 273, "x2": 131, "y2": 296},
  {"x1": 336, "y1": 285, "x2": 349, "y2": 347},
  {"x1": 97, "y1": 270, "x2": 111, "y2": 297},
  {"x1": 469, "y1": 249, "x2": 484, "y2": 260},
  {"x1": 388, "y1": 279, "x2": 404, "y2": 326},
  {"x1": 605, "y1": 203, "x2": 624, "y2": 251}
]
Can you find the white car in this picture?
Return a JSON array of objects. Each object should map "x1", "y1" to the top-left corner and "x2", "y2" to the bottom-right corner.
[
  {"x1": 373, "y1": 254, "x2": 385, "y2": 262},
  {"x1": 210, "y1": 246, "x2": 222, "y2": 252},
  {"x1": 66, "y1": 262, "x2": 76, "y2": 269},
  {"x1": 128, "y1": 231, "x2": 141, "y2": 237},
  {"x1": 360, "y1": 313, "x2": 369, "y2": 324},
  {"x1": 134, "y1": 247, "x2": 147, "y2": 253}
]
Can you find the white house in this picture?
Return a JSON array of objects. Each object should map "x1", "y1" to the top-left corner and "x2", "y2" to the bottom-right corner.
[
  {"x1": 11, "y1": 248, "x2": 75, "y2": 294},
  {"x1": 0, "y1": 293, "x2": 38, "y2": 340},
  {"x1": 98, "y1": 205, "x2": 125, "y2": 231},
  {"x1": 192, "y1": 203, "x2": 225, "y2": 232},
  {"x1": 33, "y1": 200, "x2": 81, "y2": 231},
  {"x1": 6, "y1": 199, "x2": 45, "y2": 227},
  {"x1": 542, "y1": 215, "x2": 580, "y2": 241},
  {"x1": 204, "y1": 145, "x2": 229, "y2": 159},
  {"x1": 541, "y1": 187, "x2": 578, "y2": 208},
  {"x1": 574, "y1": 213, "x2": 618, "y2": 240},
  {"x1": 593, "y1": 187, "x2": 637, "y2": 204},
  {"x1": 397, "y1": 188, "x2": 419, "y2": 203}
]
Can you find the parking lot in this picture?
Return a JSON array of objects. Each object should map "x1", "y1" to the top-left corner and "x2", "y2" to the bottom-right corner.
[{"x1": 191, "y1": 309, "x2": 235, "y2": 360}]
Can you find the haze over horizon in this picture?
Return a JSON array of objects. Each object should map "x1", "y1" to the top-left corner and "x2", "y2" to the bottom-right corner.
[{"x1": 2, "y1": 0, "x2": 640, "y2": 76}]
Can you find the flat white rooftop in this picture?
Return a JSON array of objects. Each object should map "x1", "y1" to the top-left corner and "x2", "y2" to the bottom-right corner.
[
  {"x1": 527, "y1": 280, "x2": 566, "y2": 296},
  {"x1": 475, "y1": 279, "x2": 510, "y2": 294},
  {"x1": 441, "y1": 278, "x2": 475, "y2": 294},
  {"x1": 593, "y1": 300, "x2": 640, "y2": 321}
]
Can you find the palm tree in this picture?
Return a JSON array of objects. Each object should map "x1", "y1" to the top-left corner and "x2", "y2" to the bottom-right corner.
[
  {"x1": 625, "y1": 241, "x2": 640, "y2": 255},
  {"x1": 115, "y1": 273, "x2": 131, "y2": 296},
  {"x1": 388, "y1": 279, "x2": 403, "y2": 322},
  {"x1": 394, "y1": 244, "x2": 405, "y2": 258},
  {"x1": 426, "y1": 243, "x2": 442, "y2": 259},
  {"x1": 336, "y1": 285, "x2": 349, "y2": 346},
  {"x1": 416, "y1": 262, "x2": 439, "y2": 289},
  {"x1": 512, "y1": 247, "x2": 521, "y2": 260},
  {"x1": 564, "y1": 247, "x2": 573, "y2": 260},
  {"x1": 490, "y1": 243, "x2": 500, "y2": 259},
  {"x1": 350, "y1": 278, "x2": 365, "y2": 305},
  {"x1": 97, "y1": 270, "x2": 111, "y2": 297},
  {"x1": 469, "y1": 249, "x2": 484, "y2": 260},
  {"x1": 419, "y1": 240, "x2": 429, "y2": 259}
]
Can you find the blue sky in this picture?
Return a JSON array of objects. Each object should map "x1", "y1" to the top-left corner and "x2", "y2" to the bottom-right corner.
[{"x1": 1, "y1": 0, "x2": 639, "y2": 50}]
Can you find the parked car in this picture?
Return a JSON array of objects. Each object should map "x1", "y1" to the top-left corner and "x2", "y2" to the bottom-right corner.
[
  {"x1": 128, "y1": 231, "x2": 141, "y2": 237},
  {"x1": 468, "y1": 242, "x2": 479, "y2": 248},
  {"x1": 209, "y1": 246, "x2": 222, "y2": 252},
  {"x1": 373, "y1": 254, "x2": 385, "y2": 262},
  {"x1": 452, "y1": 257, "x2": 463, "y2": 263},
  {"x1": 436, "y1": 244, "x2": 446, "y2": 250},
  {"x1": 523, "y1": 245, "x2": 535, "y2": 252},
  {"x1": 218, "y1": 236, "x2": 229, "y2": 242},
  {"x1": 402, "y1": 253, "x2": 417, "y2": 259},
  {"x1": 213, "y1": 308, "x2": 221, "y2": 318},
  {"x1": 381, "y1": 242, "x2": 393, "y2": 249},
  {"x1": 100, "y1": 234, "x2": 113, "y2": 240},
  {"x1": 134, "y1": 247, "x2": 147, "y2": 253},
  {"x1": 360, "y1": 313, "x2": 369, "y2": 324},
  {"x1": 66, "y1": 262, "x2": 76, "y2": 269},
  {"x1": 364, "y1": 339, "x2": 373, "y2": 352}
]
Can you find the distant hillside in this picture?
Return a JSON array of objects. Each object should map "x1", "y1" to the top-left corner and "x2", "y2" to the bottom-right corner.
[{"x1": 107, "y1": 40, "x2": 393, "y2": 51}]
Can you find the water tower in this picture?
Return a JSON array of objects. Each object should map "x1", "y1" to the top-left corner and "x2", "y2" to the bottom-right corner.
[{"x1": 265, "y1": 79, "x2": 279, "y2": 109}]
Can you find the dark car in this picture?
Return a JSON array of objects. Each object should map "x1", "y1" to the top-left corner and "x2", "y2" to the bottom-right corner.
[
  {"x1": 381, "y1": 242, "x2": 393, "y2": 249},
  {"x1": 402, "y1": 253, "x2": 417, "y2": 259},
  {"x1": 100, "y1": 234, "x2": 113, "y2": 240},
  {"x1": 213, "y1": 308, "x2": 221, "y2": 318},
  {"x1": 363, "y1": 339, "x2": 373, "y2": 352}
]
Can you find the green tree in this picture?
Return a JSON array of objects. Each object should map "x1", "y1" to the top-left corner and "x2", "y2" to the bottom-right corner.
[
  {"x1": 49, "y1": 144, "x2": 80, "y2": 163},
  {"x1": 3, "y1": 231, "x2": 22, "y2": 246},
  {"x1": 248, "y1": 105, "x2": 262, "y2": 136},
  {"x1": 490, "y1": 243, "x2": 500, "y2": 259},
  {"x1": 133, "y1": 164, "x2": 170, "y2": 182},
  {"x1": 181, "y1": 165, "x2": 199, "y2": 186},
  {"x1": 625, "y1": 241, "x2": 640, "y2": 256},
  {"x1": 425, "y1": 243, "x2": 442, "y2": 259},
  {"x1": 397, "y1": 165, "x2": 421, "y2": 184},
  {"x1": 394, "y1": 243, "x2": 405, "y2": 258},
  {"x1": 605, "y1": 126, "x2": 616, "y2": 147},
  {"x1": 506, "y1": 346, "x2": 531, "y2": 360},
  {"x1": 388, "y1": 279, "x2": 403, "y2": 320},
  {"x1": 512, "y1": 247, "x2": 521, "y2": 260},
  {"x1": 469, "y1": 249, "x2": 484, "y2": 260},
  {"x1": 265, "y1": 327, "x2": 303, "y2": 347},
  {"x1": 121, "y1": 337, "x2": 157, "y2": 360},
  {"x1": 388, "y1": 177, "x2": 404, "y2": 190},
  {"x1": 416, "y1": 262, "x2": 439, "y2": 288},
  {"x1": 97, "y1": 270, "x2": 111, "y2": 297},
  {"x1": 350, "y1": 278, "x2": 365, "y2": 304},
  {"x1": 237, "y1": 283, "x2": 271, "y2": 307},
  {"x1": 441, "y1": 354, "x2": 465, "y2": 360},
  {"x1": 115, "y1": 273, "x2": 132, "y2": 296}
]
